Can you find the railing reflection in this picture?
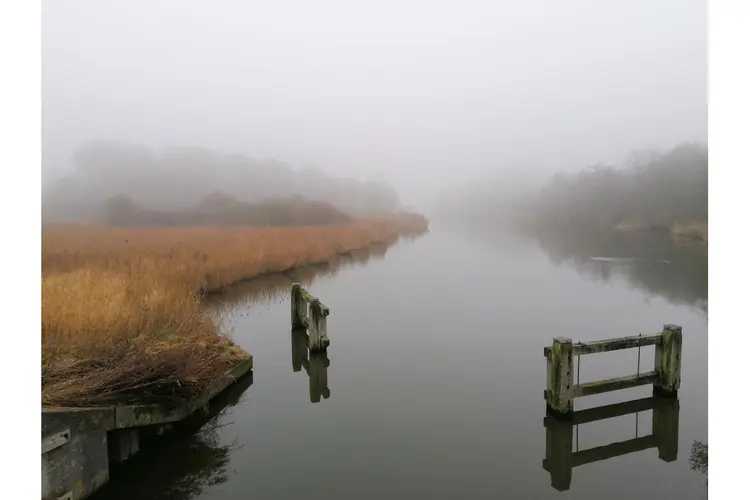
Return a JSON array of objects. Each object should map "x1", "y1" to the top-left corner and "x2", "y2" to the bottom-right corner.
[
  {"x1": 291, "y1": 327, "x2": 331, "y2": 403},
  {"x1": 543, "y1": 394, "x2": 680, "y2": 491}
]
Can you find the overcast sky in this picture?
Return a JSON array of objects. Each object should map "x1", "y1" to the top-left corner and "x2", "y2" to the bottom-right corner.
[{"x1": 42, "y1": 0, "x2": 706, "y2": 207}]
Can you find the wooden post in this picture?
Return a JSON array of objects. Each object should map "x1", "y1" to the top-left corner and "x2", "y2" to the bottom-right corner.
[
  {"x1": 309, "y1": 298, "x2": 328, "y2": 352},
  {"x1": 308, "y1": 298, "x2": 320, "y2": 350},
  {"x1": 654, "y1": 324, "x2": 682, "y2": 396},
  {"x1": 291, "y1": 283, "x2": 304, "y2": 329},
  {"x1": 547, "y1": 337, "x2": 574, "y2": 417},
  {"x1": 652, "y1": 397, "x2": 680, "y2": 463}
]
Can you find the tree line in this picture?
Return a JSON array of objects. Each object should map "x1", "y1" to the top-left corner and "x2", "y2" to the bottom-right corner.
[{"x1": 43, "y1": 142, "x2": 402, "y2": 222}]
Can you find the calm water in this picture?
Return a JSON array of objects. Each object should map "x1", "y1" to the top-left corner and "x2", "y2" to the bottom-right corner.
[{"x1": 98, "y1": 225, "x2": 708, "y2": 499}]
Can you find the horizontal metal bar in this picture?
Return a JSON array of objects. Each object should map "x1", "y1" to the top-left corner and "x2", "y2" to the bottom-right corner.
[
  {"x1": 42, "y1": 428, "x2": 71, "y2": 455},
  {"x1": 573, "y1": 334, "x2": 661, "y2": 356},
  {"x1": 574, "y1": 371, "x2": 659, "y2": 398}
]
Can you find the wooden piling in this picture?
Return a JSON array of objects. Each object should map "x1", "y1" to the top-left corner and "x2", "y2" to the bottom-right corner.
[
  {"x1": 291, "y1": 283, "x2": 304, "y2": 329},
  {"x1": 547, "y1": 337, "x2": 574, "y2": 418},
  {"x1": 308, "y1": 299, "x2": 330, "y2": 352},
  {"x1": 654, "y1": 324, "x2": 682, "y2": 396}
]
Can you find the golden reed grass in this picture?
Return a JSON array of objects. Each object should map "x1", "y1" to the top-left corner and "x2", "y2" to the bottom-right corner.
[{"x1": 42, "y1": 214, "x2": 428, "y2": 406}]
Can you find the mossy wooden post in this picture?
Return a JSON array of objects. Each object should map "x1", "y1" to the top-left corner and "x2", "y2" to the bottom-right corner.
[
  {"x1": 291, "y1": 283, "x2": 305, "y2": 328},
  {"x1": 308, "y1": 299, "x2": 327, "y2": 352},
  {"x1": 547, "y1": 337, "x2": 574, "y2": 417},
  {"x1": 654, "y1": 324, "x2": 682, "y2": 397}
]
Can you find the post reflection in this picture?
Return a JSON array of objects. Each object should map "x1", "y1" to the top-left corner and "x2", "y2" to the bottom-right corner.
[
  {"x1": 291, "y1": 327, "x2": 331, "y2": 403},
  {"x1": 543, "y1": 395, "x2": 680, "y2": 492}
]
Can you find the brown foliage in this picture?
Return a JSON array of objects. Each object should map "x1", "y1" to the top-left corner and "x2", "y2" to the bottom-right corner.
[{"x1": 41, "y1": 215, "x2": 428, "y2": 406}]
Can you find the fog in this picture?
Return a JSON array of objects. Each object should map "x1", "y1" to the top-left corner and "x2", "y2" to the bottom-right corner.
[{"x1": 42, "y1": 0, "x2": 706, "y2": 213}]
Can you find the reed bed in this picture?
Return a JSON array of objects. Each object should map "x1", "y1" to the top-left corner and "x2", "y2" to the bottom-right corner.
[{"x1": 42, "y1": 214, "x2": 428, "y2": 406}]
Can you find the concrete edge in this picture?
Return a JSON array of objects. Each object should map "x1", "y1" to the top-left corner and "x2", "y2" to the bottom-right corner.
[{"x1": 43, "y1": 354, "x2": 253, "y2": 435}]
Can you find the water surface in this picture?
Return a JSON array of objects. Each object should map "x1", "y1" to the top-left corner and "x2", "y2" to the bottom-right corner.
[{"x1": 96, "y1": 226, "x2": 708, "y2": 499}]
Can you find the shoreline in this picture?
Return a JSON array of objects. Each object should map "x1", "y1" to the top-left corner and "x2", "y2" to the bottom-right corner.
[{"x1": 196, "y1": 232, "x2": 418, "y2": 296}]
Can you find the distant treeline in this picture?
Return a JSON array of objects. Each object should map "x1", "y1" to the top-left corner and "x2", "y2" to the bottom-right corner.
[
  {"x1": 438, "y1": 142, "x2": 707, "y2": 240},
  {"x1": 534, "y1": 142, "x2": 707, "y2": 234},
  {"x1": 43, "y1": 142, "x2": 402, "y2": 222},
  {"x1": 103, "y1": 192, "x2": 352, "y2": 227}
]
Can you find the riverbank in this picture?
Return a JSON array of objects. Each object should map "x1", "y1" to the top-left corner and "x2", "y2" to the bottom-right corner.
[{"x1": 42, "y1": 214, "x2": 428, "y2": 407}]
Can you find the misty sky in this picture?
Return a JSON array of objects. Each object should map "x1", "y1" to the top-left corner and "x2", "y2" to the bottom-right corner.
[{"x1": 42, "y1": 0, "x2": 706, "y2": 207}]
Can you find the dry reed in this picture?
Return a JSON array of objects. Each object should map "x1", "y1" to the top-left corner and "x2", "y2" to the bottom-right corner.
[{"x1": 42, "y1": 215, "x2": 428, "y2": 406}]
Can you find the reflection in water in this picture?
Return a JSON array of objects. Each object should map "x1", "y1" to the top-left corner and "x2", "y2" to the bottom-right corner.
[
  {"x1": 92, "y1": 371, "x2": 254, "y2": 500},
  {"x1": 528, "y1": 227, "x2": 707, "y2": 314},
  {"x1": 205, "y1": 241, "x2": 395, "y2": 312},
  {"x1": 291, "y1": 327, "x2": 331, "y2": 403},
  {"x1": 543, "y1": 395, "x2": 680, "y2": 492}
]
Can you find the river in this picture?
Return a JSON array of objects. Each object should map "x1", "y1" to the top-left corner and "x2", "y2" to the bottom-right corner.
[{"x1": 95, "y1": 224, "x2": 708, "y2": 499}]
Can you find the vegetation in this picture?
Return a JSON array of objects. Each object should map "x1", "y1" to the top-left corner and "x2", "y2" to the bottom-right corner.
[
  {"x1": 103, "y1": 192, "x2": 352, "y2": 227},
  {"x1": 42, "y1": 214, "x2": 428, "y2": 407},
  {"x1": 532, "y1": 142, "x2": 707, "y2": 240},
  {"x1": 43, "y1": 142, "x2": 402, "y2": 222},
  {"x1": 437, "y1": 142, "x2": 707, "y2": 243}
]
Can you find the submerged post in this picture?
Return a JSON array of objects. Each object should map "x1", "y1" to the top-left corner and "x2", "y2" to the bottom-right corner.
[
  {"x1": 547, "y1": 337, "x2": 574, "y2": 418},
  {"x1": 291, "y1": 283, "x2": 304, "y2": 329},
  {"x1": 654, "y1": 324, "x2": 682, "y2": 397}
]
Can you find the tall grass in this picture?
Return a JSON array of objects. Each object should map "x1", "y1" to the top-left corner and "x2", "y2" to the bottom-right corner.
[{"x1": 42, "y1": 215, "x2": 428, "y2": 406}]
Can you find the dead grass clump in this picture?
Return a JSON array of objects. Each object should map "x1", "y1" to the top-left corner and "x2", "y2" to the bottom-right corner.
[
  {"x1": 41, "y1": 215, "x2": 428, "y2": 406},
  {"x1": 42, "y1": 261, "x2": 246, "y2": 406}
]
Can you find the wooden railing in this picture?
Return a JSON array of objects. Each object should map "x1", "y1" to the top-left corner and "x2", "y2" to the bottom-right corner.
[
  {"x1": 291, "y1": 283, "x2": 330, "y2": 352},
  {"x1": 544, "y1": 324, "x2": 682, "y2": 417}
]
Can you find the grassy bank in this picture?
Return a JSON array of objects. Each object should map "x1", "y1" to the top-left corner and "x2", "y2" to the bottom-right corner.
[{"x1": 42, "y1": 214, "x2": 428, "y2": 406}]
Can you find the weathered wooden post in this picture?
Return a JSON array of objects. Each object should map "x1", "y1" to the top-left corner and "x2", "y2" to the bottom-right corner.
[
  {"x1": 308, "y1": 298, "x2": 330, "y2": 352},
  {"x1": 547, "y1": 337, "x2": 574, "y2": 417},
  {"x1": 291, "y1": 283, "x2": 305, "y2": 329},
  {"x1": 654, "y1": 324, "x2": 682, "y2": 396},
  {"x1": 653, "y1": 397, "x2": 680, "y2": 462}
]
